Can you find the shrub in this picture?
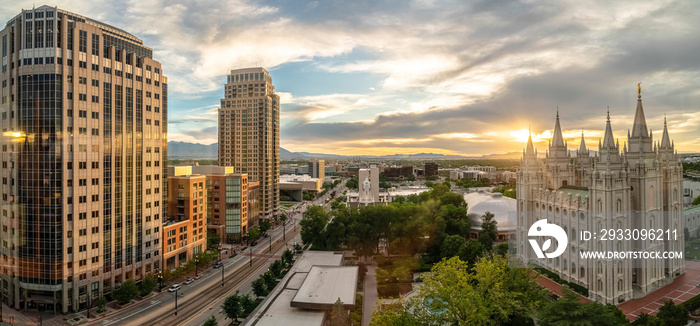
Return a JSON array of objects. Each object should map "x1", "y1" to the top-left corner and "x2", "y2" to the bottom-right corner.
[{"x1": 377, "y1": 283, "x2": 400, "y2": 297}]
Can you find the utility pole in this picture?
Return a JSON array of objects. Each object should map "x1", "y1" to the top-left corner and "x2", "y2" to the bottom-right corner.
[
  {"x1": 174, "y1": 288, "x2": 178, "y2": 315},
  {"x1": 249, "y1": 244, "x2": 253, "y2": 267},
  {"x1": 221, "y1": 262, "x2": 225, "y2": 287}
]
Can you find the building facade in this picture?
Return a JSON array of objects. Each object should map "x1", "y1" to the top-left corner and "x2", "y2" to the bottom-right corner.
[
  {"x1": 0, "y1": 6, "x2": 166, "y2": 312},
  {"x1": 308, "y1": 159, "x2": 324, "y2": 182},
  {"x1": 218, "y1": 67, "x2": 279, "y2": 221},
  {"x1": 191, "y1": 166, "x2": 250, "y2": 244},
  {"x1": 517, "y1": 91, "x2": 684, "y2": 304},
  {"x1": 424, "y1": 162, "x2": 438, "y2": 177},
  {"x1": 164, "y1": 167, "x2": 206, "y2": 270}
]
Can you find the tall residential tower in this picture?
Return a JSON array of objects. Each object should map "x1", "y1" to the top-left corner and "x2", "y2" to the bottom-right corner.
[
  {"x1": 218, "y1": 68, "x2": 279, "y2": 222},
  {"x1": 0, "y1": 6, "x2": 167, "y2": 313}
]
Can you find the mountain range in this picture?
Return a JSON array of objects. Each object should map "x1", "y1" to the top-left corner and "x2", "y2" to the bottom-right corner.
[{"x1": 167, "y1": 141, "x2": 533, "y2": 160}]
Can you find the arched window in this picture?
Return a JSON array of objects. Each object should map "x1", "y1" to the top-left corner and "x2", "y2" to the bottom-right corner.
[
  {"x1": 617, "y1": 199, "x2": 622, "y2": 212},
  {"x1": 618, "y1": 279, "x2": 623, "y2": 291},
  {"x1": 598, "y1": 199, "x2": 603, "y2": 212},
  {"x1": 572, "y1": 229, "x2": 577, "y2": 241},
  {"x1": 598, "y1": 279, "x2": 603, "y2": 290},
  {"x1": 647, "y1": 186, "x2": 655, "y2": 210},
  {"x1": 580, "y1": 267, "x2": 585, "y2": 278}
]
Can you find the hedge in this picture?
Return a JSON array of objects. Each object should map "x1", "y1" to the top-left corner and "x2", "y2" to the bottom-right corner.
[{"x1": 534, "y1": 267, "x2": 589, "y2": 297}]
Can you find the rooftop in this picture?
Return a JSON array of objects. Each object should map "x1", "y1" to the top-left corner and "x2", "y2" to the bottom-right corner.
[
  {"x1": 291, "y1": 266, "x2": 359, "y2": 310},
  {"x1": 464, "y1": 191, "x2": 516, "y2": 231}
]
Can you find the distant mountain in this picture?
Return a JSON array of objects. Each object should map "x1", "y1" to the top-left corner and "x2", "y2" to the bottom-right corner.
[
  {"x1": 281, "y1": 147, "x2": 305, "y2": 159},
  {"x1": 168, "y1": 141, "x2": 305, "y2": 160},
  {"x1": 168, "y1": 141, "x2": 218, "y2": 159}
]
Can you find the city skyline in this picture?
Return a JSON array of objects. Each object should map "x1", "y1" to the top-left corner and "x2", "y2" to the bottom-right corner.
[{"x1": 2, "y1": 1, "x2": 699, "y2": 156}]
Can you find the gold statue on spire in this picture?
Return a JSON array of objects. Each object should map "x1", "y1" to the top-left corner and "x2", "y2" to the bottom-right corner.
[{"x1": 638, "y1": 82, "x2": 641, "y2": 95}]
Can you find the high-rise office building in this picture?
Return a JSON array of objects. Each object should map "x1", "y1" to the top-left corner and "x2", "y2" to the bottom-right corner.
[
  {"x1": 0, "y1": 6, "x2": 167, "y2": 313},
  {"x1": 218, "y1": 68, "x2": 279, "y2": 221},
  {"x1": 308, "y1": 159, "x2": 325, "y2": 182}
]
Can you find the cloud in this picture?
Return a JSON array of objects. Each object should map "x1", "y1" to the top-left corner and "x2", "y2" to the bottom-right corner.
[{"x1": 4, "y1": 0, "x2": 699, "y2": 155}]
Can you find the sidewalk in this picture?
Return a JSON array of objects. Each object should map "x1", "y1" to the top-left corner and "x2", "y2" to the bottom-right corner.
[{"x1": 362, "y1": 264, "x2": 378, "y2": 326}]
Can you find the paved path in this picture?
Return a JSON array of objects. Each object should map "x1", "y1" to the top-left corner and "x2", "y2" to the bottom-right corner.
[
  {"x1": 362, "y1": 265, "x2": 378, "y2": 326},
  {"x1": 619, "y1": 260, "x2": 700, "y2": 320}
]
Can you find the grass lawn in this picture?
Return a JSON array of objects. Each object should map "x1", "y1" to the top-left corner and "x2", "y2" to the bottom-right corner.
[{"x1": 686, "y1": 239, "x2": 700, "y2": 260}]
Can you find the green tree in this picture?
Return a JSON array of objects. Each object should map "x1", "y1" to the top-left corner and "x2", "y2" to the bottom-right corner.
[
  {"x1": 371, "y1": 256, "x2": 546, "y2": 325},
  {"x1": 203, "y1": 316, "x2": 219, "y2": 326},
  {"x1": 96, "y1": 296, "x2": 107, "y2": 313},
  {"x1": 270, "y1": 260, "x2": 284, "y2": 277},
  {"x1": 241, "y1": 293, "x2": 257, "y2": 313},
  {"x1": 370, "y1": 300, "x2": 424, "y2": 326},
  {"x1": 655, "y1": 300, "x2": 688, "y2": 326},
  {"x1": 207, "y1": 232, "x2": 221, "y2": 251},
  {"x1": 139, "y1": 273, "x2": 157, "y2": 296},
  {"x1": 479, "y1": 211, "x2": 498, "y2": 249},
  {"x1": 458, "y1": 239, "x2": 485, "y2": 265},
  {"x1": 538, "y1": 287, "x2": 629, "y2": 326},
  {"x1": 693, "y1": 195, "x2": 700, "y2": 206},
  {"x1": 252, "y1": 278, "x2": 268, "y2": 298},
  {"x1": 114, "y1": 279, "x2": 139, "y2": 304},
  {"x1": 282, "y1": 249, "x2": 294, "y2": 267},
  {"x1": 685, "y1": 227, "x2": 691, "y2": 241},
  {"x1": 345, "y1": 177, "x2": 359, "y2": 189},
  {"x1": 300, "y1": 205, "x2": 330, "y2": 246},
  {"x1": 330, "y1": 298, "x2": 352, "y2": 326},
  {"x1": 222, "y1": 292, "x2": 243, "y2": 325},
  {"x1": 496, "y1": 243, "x2": 509, "y2": 256},
  {"x1": 248, "y1": 227, "x2": 261, "y2": 241},
  {"x1": 440, "y1": 234, "x2": 464, "y2": 259},
  {"x1": 263, "y1": 271, "x2": 277, "y2": 290},
  {"x1": 259, "y1": 220, "x2": 271, "y2": 234}
]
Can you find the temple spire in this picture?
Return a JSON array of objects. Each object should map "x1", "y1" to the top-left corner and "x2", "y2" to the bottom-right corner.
[
  {"x1": 660, "y1": 114, "x2": 671, "y2": 148},
  {"x1": 631, "y1": 83, "x2": 649, "y2": 138},
  {"x1": 578, "y1": 129, "x2": 587, "y2": 152},
  {"x1": 525, "y1": 128, "x2": 535, "y2": 157},
  {"x1": 602, "y1": 109, "x2": 616, "y2": 149},
  {"x1": 551, "y1": 109, "x2": 565, "y2": 147}
]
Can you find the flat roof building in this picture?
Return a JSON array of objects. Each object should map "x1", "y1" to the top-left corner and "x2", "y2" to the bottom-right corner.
[
  {"x1": 165, "y1": 168, "x2": 207, "y2": 270},
  {"x1": 244, "y1": 251, "x2": 355, "y2": 326}
]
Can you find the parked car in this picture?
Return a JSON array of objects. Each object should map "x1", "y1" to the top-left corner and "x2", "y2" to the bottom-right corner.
[
  {"x1": 251, "y1": 241, "x2": 258, "y2": 246},
  {"x1": 168, "y1": 284, "x2": 181, "y2": 292},
  {"x1": 183, "y1": 278, "x2": 194, "y2": 285},
  {"x1": 214, "y1": 262, "x2": 223, "y2": 269}
]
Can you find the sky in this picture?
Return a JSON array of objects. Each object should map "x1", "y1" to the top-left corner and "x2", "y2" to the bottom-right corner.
[{"x1": 3, "y1": 0, "x2": 700, "y2": 156}]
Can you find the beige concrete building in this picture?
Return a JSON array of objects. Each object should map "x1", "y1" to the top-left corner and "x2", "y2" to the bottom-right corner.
[
  {"x1": 0, "y1": 6, "x2": 166, "y2": 312},
  {"x1": 164, "y1": 167, "x2": 207, "y2": 270},
  {"x1": 308, "y1": 159, "x2": 324, "y2": 182},
  {"x1": 218, "y1": 67, "x2": 279, "y2": 221}
]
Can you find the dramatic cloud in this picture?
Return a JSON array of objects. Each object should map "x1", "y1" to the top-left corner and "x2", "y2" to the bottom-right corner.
[{"x1": 3, "y1": 0, "x2": 699, "y2": 155}]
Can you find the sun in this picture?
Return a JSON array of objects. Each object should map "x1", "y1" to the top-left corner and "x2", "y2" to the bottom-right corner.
[{"x1": 510, "y1": 129, "x2": 552, "y2": 143}]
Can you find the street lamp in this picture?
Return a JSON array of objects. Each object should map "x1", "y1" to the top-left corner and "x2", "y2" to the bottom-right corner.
[
  {"x1": 249, "y1": 244, "x2": 253, "y2": 267},
  {"x1": 195, "y1": 257, "x2": 199, "y2": 278},
  {"x1": 221, "y1": 261, "x2": 225, "y2": 287}
]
